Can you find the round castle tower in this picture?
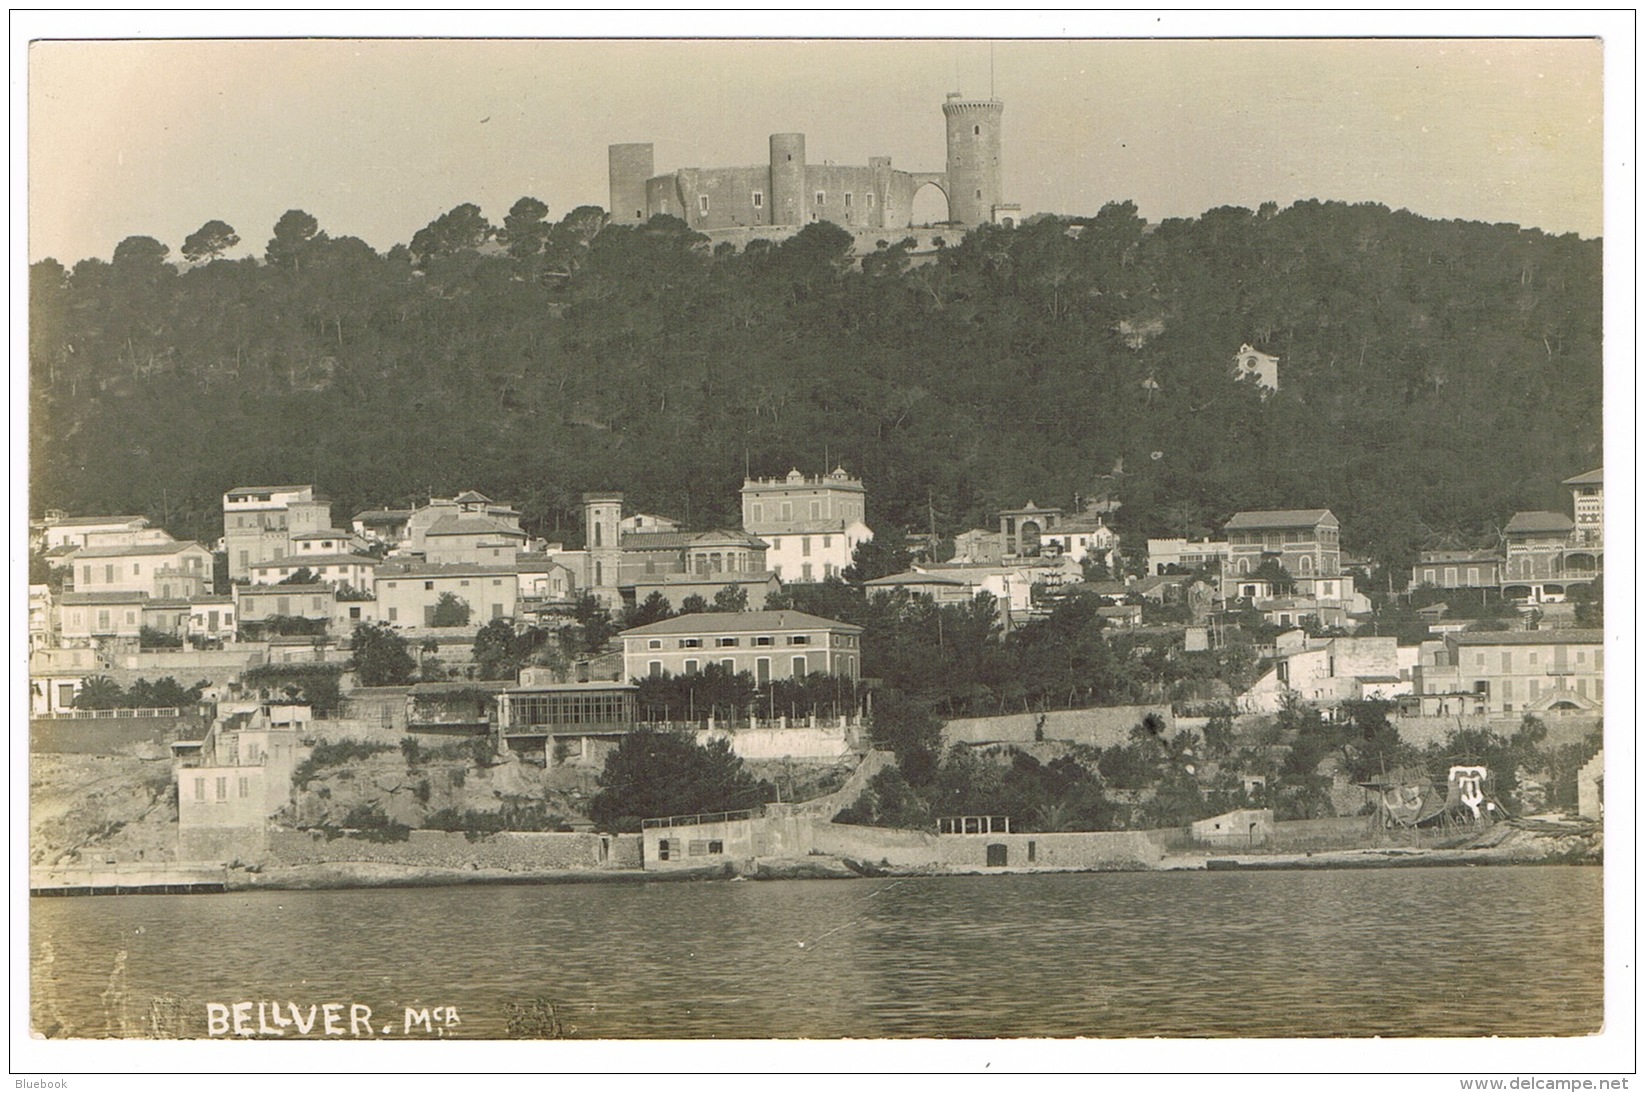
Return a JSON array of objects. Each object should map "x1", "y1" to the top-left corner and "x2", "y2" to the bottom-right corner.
[
  {"x1": 942, "y1": 95, "x2": 1004, "y2": 228},
  {"x1": 769, "y1": 133, "x2": 807, "y2": 228},
  {"x1": 608, "y1": 144, "x2": 654, "y2": 226}
]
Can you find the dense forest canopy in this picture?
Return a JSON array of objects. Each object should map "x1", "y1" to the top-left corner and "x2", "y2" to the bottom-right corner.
[{"x1": 28, "y1": 198, "x2": 1601, "y2": 571}]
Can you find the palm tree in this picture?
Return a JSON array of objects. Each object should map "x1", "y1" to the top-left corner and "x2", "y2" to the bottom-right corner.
[
  {"x1": 1033, "y1": 800, "x2": 1076, "y2": 833},
  {"x1": 72, "y1": 676, "x2": 124, "y2": 710}
]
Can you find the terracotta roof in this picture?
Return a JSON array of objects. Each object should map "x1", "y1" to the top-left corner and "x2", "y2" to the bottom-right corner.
[
  {"x1": 61, "y1": 591, "x2": 149, "y2": 605},
  {"x1": 1561, "y1": 468, "x2": 1603, "y2": 486},
  {"x1": 250, "y1": 553, "x2": 377, "y2": 569},
  {"x1": 1503, "y1": 511, "x2": 1574, "y2": 535},
  {"x1": 514, "y1": 554, "x2": 575, "y2": 573},
  {"x1": 865, "y1": 570, "x2": 969, "y2": 587},
  {"x1": 1449, "y1": 629, "x2": 1602, "y2": 645},
  {"x1": 226, "y1": 485, "x2": 311, "y2": 497},
  {"x1": 291, "y1": 529, "x2": 356, "y2": 540},
  {"x1": 452, "y1": 490, "x2": 494, "y2": 504},
  {"x1": 1224, "y1": 509, "x2": 1336, "y2": 530},
  {"x1": 375, "y1": 561, "x2": 516, "y2": 578},
  {"x1": 745, "y1": 518, "x2": 852, "y2": 536},
  {"x1": 628, "y1": 571, "x2": 778, "y2": 588},
  {"x1": 424, "y1": 515, "x2": 526, "y2": 538},
  {"x1": 45, "y1": 515, "x2": 149, "y2": 527},
  {"x1": 353, "y1": 509, "x2": 413, "y2": 524},
  {"x1": 621, "y1": 529, "x2": 769, "y2": 550},
  {"x1": 1415, "y1": 549, "x2": 1500, "y2": 564},
  {"x1": 621, "y1": 610, "x2": 860, "y2": 636},
  {"x1": 70, "y1": 540, "x2": 202, "y2": 558}
]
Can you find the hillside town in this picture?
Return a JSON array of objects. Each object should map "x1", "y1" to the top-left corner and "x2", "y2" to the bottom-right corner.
[{"x1": 27, "y1": 448, "x2": 1605, "y2": 887}]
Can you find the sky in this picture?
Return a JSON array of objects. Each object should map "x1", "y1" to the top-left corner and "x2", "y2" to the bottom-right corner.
[{"x1": 25, "y1": 28, "x2": 1605, "y2": 266}]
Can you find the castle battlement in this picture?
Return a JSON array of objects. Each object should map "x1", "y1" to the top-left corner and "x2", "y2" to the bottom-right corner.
[{"x1": 610, "y1": 97, "x2": 1012, "y2": 233}]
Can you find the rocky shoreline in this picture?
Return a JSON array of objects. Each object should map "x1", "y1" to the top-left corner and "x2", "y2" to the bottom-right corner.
[{"x1": 32, "y1": 816, "x2": 1600, "y2": 894}]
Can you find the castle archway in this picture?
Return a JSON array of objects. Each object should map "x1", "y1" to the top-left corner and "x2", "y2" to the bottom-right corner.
[{"x1": 910, "y1": 181, "x2": 950, "y2": 227}]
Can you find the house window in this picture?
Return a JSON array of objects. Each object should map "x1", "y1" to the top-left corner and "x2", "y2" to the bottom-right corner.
[
  {"x1": 754, "y1": 636, "x2": 772, "y2": 647},
  {"x1": 350, "y1": 607, "x2": 361, "y2": 620},
  {"x1": 492, "y1": 604, "x2": 503, "y2": 619},
  {"x1": 238, "y1": 777, "x2": 250, "y2": 799},
  {"x1": 648, "y1": 639, "x2": 662, "y2": 650},
  {"x1": 802, "y1": 563, "x2": 813, "y2": 581},
  {"x1": 194, "y1": 777, "x2": 205, "y2": 801},
  {"x1": 387, "y1": 607, "x2": 398, "y2": 622},
  {"x1": 721, "y1": 659, "x2": 735, "y2": 672},
  {"x1": 649, "y1": 661, "x2": 663, "y2": 679},
  {"x1": 756, "y1": 657, "x2": 770, "y2": 684},
  {"x1": 789, "y1": 635, "x2": 809, "y2": 645},
  {"x1": 215, "y1": 777, "x2": 227, "y2": 801},
  {"x1": 792, "y1": 656, "x2": 808, "y2": 677},
  {"x1": 815, "y1": 191, "x2": 826, "y2": 205},
  {"x1": 844, "y1": 192, "x2": 853, "y2": 207},
  {"x1": 752, "y1": 191, "x2": 763, "y2": 208},
  {"x1": 460, "y1": 580, "x2": 470, "y2": 587},
  {"x1": 657, "y1": 838, "x2": 671, "y2": 861},
  {"x1": 424, "y1": 581, "x2": 434, "y2": 591},
  {"x1": 1028, "y1": 841, "x2": 1036, "y2": 863},
  {"x1": 717, "y1": 637, "x2": 738, "y2": 648},
  {"x1": 680, "y1": 638, "x2": 701, "y2": 649},
  {"x1": 684, "y1": 659, "x2": 699, "y2": 674},
  {"x1": 698, "y1": 195, "x2": 710, "y2": 215},
  {"x1": 104, "y1": 564, "x2": 114, "y2": 583}
]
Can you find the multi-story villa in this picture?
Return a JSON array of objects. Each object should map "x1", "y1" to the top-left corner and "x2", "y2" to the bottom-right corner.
[
  {"x1": 741, "y1": 468, "x2": 871, "y2": 583},
  {"x1": 1221, "y1": 509, "x2": 1364, "y2": 628},
  {"x1": 223, "y1": 485, "x2": 335, "y2": 580},
  {"x1": 1411, "y1": 629, "x2": 1604, "y2": 717},
  {"x1": 620, "y1": 610, "x2": 862, "y2": 684}
]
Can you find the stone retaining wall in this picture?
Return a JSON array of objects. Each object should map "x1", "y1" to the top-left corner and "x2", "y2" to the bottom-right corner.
[
  {"x1": 942, "y1": 705, "x2": 1175, "y2": 750},
  {"x1": 31, "y1": 715, "x2": 205, "y2": 755},
  {"x1": 937, "y1": 830, "x2": 1163, "y2": 869},
  {"x1": 266, "y1": 828, "x2": 615, "y2": 870},
  {"x1": 1390, "y1": 714, "x2": 1601, "y2": 749},
  {"x1": 180, "y1": 825, "x2": 268, "y2": 864}
]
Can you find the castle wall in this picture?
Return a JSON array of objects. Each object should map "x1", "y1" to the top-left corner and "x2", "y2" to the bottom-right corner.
[
  {"x1": 613, "y1": 97, "x2": 1006, "y2": 235},
  {"x1": 642, "y1": 163, "x2": 940, "y2": 233}
]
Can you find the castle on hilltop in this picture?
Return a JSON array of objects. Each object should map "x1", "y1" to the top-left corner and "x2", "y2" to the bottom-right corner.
[{"x1": 609, "y1": 94, "x2": 1019, "y2": 234}]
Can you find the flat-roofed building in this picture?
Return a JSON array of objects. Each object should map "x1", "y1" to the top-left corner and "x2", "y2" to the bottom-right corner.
[
  {"x1": 1411, "y1": 628, "x2": 1603, "y2": 717},
  {"x1": 223, "y1": 484, "x2": 322, "y2": 580},
  {"x1": 741, "y1": 468, "x2": 871, "y2": 583},
  {"x1": 374, "y1": 561, "x2": 519, "y2": 627},
  {"x1": 497, "y1": 676, "x2": 639, "y2": 768},
  {"x1": 246, "y1": 552, "x2": 378, "y2": 592},
  {"x1": 1409, "y1": 549, "x2": 1502, "y2": 591}
]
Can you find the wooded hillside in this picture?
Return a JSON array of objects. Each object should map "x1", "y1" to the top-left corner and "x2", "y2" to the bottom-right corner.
[{"x1": 29, "y1": 199, "x2": 1601, "y2": 570}]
